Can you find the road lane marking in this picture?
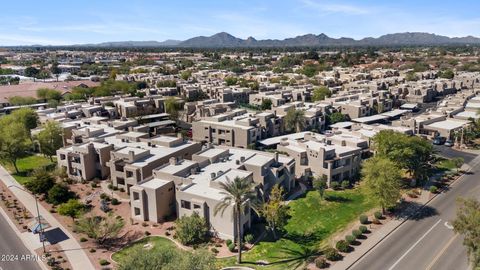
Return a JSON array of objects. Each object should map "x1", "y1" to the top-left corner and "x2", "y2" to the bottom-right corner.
[
  {"x1": 444, "y1": 222, "x2": 453, "y2": 230},
  {"x1": 425, "y1": 234, "x2": 459, "y2": 270},
  {"x1": 388, "y1": 219, "x2": 442, "y2": 270}
]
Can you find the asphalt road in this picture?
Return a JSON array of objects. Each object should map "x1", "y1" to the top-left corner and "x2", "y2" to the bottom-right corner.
[
  {"x1": 433, "y1": 145, "x2": 477, "y2": 163},
  {"x1": 350, "y1": 155, "x2": 480, "y2": 270},
  {"x1": 0, "y1": 215, "x2": 41, "y2": 270}
]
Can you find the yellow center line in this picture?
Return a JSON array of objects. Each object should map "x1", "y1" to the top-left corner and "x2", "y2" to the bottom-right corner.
[{"x1": 425, "y1": 234, "x2": 459, "y2": 270}]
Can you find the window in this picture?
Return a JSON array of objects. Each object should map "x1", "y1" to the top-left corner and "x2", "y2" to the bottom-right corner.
[
  {"x1": 134, "y1": 207, "x2": 140, "y2": 216},
  {"x1": 126, "y1": 171, "x2": 133, "y2": 178},
  {"x1": 133, "y1": 192, "x2": 140, "y2": 201},
  {"x1": 181, "y1": 200, "x2": 191, "y2": 209},
  {"x1": 194, "y1": 204, "x2": 201, "y2": 209},
  {"x1": 60, "y1": 154, "x2": 66, "y2": 160}
]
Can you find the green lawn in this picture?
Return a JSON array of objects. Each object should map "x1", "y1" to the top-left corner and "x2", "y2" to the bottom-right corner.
[
  {"x1": 2, "y1": 155, "x2": 56, "y2": 185},
  {"x1": 434, "y1": 157, "x2": 456, "y2": 171},
  {"x1": 219, "y1": 188, "x2": 376, "y2": 269},
  {"x1": 112, "y1": 236, "x2": 178, "y2": 263}
]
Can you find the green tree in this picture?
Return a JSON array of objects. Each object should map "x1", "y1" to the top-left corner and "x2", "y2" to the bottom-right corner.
[
  {"x1": 362, "y1": 156, "x2": 402, "y2": 213},
  {"x1": 452, "y1": 157, "x2": 465, "y2": 173},
  {"x1": 8, "y1": 96, "x2": 37, "y2": 106},
  {"x1": 284, "y1": 108, "x2": 306, "y2": 133},
  {"x1": 313, "y1": 175, "x2": 328, "y2": 200},
  {"x1": 24, "y1": 170, "x2": 55, "y2": 195},
  {"x1": 312, "y1": 86, "x2": 332, "y2": 102},
  {"x1": 181, "y1": 70, "x2": 192, "y2": 80},
  {"x1": 11, "y1": 107, "x2": 39, "y2": 133},
  {"x1": 0, "y1": 117, "x2": 32, "y2": 173},
  {"x1": 57, "y1": 199, "x2": 84, "y2": 221},
  {"x1": 50, "y1": 62, "x2": 61, "y2": 77},
  {"x1": 46, "y1": 184, "x2": 76, "y2": 205},
  {"x1": 260, "y1": 184, "x2": 288, "y2": 240},
  {"x1": 452, "y1": 197, "x2": 480, "y2": 269},
  {"x1": 164, "y1": 97, "x2": 182, "y2": 122},
  {"x1": 175, "y1": 212, "x2": 209, "y2": 246},
  {"x1": 438, "y1": 69, "x2": 455, "y2": 79},
  {"x1": 405, "y1": 71, "x2": 417, "y2": 81},
  {"x1": 37, "y1": 121, "x2": 63, "y2": 161},
  {"x1": 373, "y1": 130, "x2": 432, "y2": 183},
  {"x1": 260, "y1": 99, "x2": 272, "y2": 110},
  {"x1": 24, "y1": 67, "x2": 40, "y2": 78},
  {"x1": 75, "y1": 213, "x2": 125, "y2": 245},
  {"x1": 214, "y1": 177, "x2": 259, "y2": 264},
  {"x1": 224, "y1": 76, "x2": 238, "y2": 86},
  {"x1": 327, "y1": 112, "x2": 346, "y2": 125}
]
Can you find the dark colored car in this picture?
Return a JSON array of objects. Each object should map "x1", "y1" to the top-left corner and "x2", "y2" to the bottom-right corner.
[{"x1": 432, "y1": 137, "x2": 446, "y2": 145}]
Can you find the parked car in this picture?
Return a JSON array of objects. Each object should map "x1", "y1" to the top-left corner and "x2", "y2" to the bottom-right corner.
[
  {"x1": 432, "y1": 137, "x2": 446, "y2": 145},
  {"x1": 444, "y1": 140, "x2": 454, "y2": 147}
]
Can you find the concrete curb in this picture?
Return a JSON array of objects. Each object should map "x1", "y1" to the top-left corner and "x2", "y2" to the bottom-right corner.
[{"x1": 0, "y1": 206, "x2": 49, "y2": 270}]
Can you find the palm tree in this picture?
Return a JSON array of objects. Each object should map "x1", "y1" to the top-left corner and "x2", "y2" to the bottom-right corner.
[
  {"x1": 284, "y1": 108, "x2": 306, "y2": 133},
  {"x1": 214, "y1": 177, "x2": 259, "y2": 264}
]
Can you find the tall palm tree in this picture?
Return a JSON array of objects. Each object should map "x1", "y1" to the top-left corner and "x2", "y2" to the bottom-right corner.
[
  {"x1": 214, "y1": 177, "x2": 259, "y2": 264},
  {"x1": 284, "y1": 108, "x2": 306, "y2": 133}
]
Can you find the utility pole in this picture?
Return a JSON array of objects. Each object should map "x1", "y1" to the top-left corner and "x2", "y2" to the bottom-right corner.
[{"x1": 8, "y1": 185, "x2": 46, "y2": 253}]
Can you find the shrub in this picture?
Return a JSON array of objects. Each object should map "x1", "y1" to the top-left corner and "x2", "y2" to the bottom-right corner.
[
  {"x1": 429, "y1": 186, "x2": 438, "y2": 193},
  {"x1": 89, "y1": 248, "x2": 96, "y2": 253},
  {"x1": 345, "y1": 235, "x2": 356, "y2": 244},
  {"x1": 46, "y1": 184, "x2": 76, "y2": 205},
  {"x1": 111, "y1": 198, "x2": 120, "y2": 205},
  {"x1": 226, "y1": 239, "x2": 233, "y2": 246},
  {"x1": 372, "y1": 218, "x2": 381, "y2": 224},
  {"x1": 107, "y1": 184, "x2": 113, "y2": 190},
  {"x1": 359, "y1": 215, "x2": 369, "y2": 224},
  {"x1": 80, "y1": 237, "x2": 88, "y2": 242},
  {"x1": 175, "y1": 212, "x2": 209, "y2": 246},
  {"x1": 211, "y1": 247, "x2": 219, "y2": 254},
  {"x1": 90, "y1": 182, "x2": 97, "y2": 188},
  {"x1": 227, "y1": 242, "x2": 235, "y2": 252},
  {"x1": 407, "y1": 190, "x2": 418, "y2": 198},
  {"x1": 244, "y1": 234, "x2": 254, "y2": 244},
  {"x1": 330, "y1": 182, "x2": 340, "y2": 190},
  {"x1": 315, "y1": 256, "x2": 328, "y2": 268},
  {"x1": 341, "y1": 180, "x2": 350, "y2": 189},
  {"x1": 165, "y1": 231, "x2": 170, "y2": 236},
  {"x1": 374, "y1": 211, "x2": 383, "y2": 219},
  {"x1": 112, "y1": 186, "x2": 119, "y2": 191},
  {"x1": 99, "y1": 259, "x2": 110, "y2": 266},
  {"x1": 359, "y1": 225, "x2": 368, "y2": 234},
  {"x1": 324, "y1": 247, "x2": 341, "y2": 261},
  {"x1": 352, "y1": 229, "x2": 362, "y2": 238},
  {"x1": 336, "y1": 240, "x2": 350, "y2": 252},
  {"x1": 145, "y1": 231, "x2": 151, "y2": 236},
  {"x1": 119, "y1": 188, "x2": 125, "y2": 193}
]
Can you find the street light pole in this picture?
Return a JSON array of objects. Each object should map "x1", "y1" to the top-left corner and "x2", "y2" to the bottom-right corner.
[{"x1": 8, "y1": 185, "x2": 46, "y2": 253}]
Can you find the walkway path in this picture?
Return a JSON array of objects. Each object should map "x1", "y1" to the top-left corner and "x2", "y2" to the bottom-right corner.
[{"x1": 0, "y1": 166, "x2": 94, "y2": 270}]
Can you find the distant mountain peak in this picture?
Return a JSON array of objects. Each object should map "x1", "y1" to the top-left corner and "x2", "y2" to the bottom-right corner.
[{"x1": 34, "y1": 31, "x2": 480, "y2": 48}]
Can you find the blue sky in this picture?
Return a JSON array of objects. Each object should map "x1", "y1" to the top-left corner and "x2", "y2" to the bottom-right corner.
[{"x1": 2, "y1": 0, "x2": 480, "y2": 45}]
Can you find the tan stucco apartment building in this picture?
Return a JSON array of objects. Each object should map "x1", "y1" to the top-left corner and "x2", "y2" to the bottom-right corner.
[{"x1": 129, "y1": 146, "x2": 295, "y2": 239}]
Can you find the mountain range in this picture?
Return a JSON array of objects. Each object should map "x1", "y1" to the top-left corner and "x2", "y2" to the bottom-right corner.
[{"x1": 70, "y1": 32, "x2": 480, "y2": 48}]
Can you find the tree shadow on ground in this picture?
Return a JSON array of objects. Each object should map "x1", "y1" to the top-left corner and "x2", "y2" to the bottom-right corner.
[
  {"x1": 283, "y1": 230, "x2": 324, "y2": 246},
  {"x1": 394, "y1": 202, "x2": 438, "y2": 221},
  {"x1": 325, "y1": 194, "x2": 352, "y2": 203}
]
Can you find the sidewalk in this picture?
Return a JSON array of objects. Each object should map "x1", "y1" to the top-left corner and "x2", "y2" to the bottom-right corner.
[{"x1": 0, "y1": 166, "x2": 94, "y2": 270}]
